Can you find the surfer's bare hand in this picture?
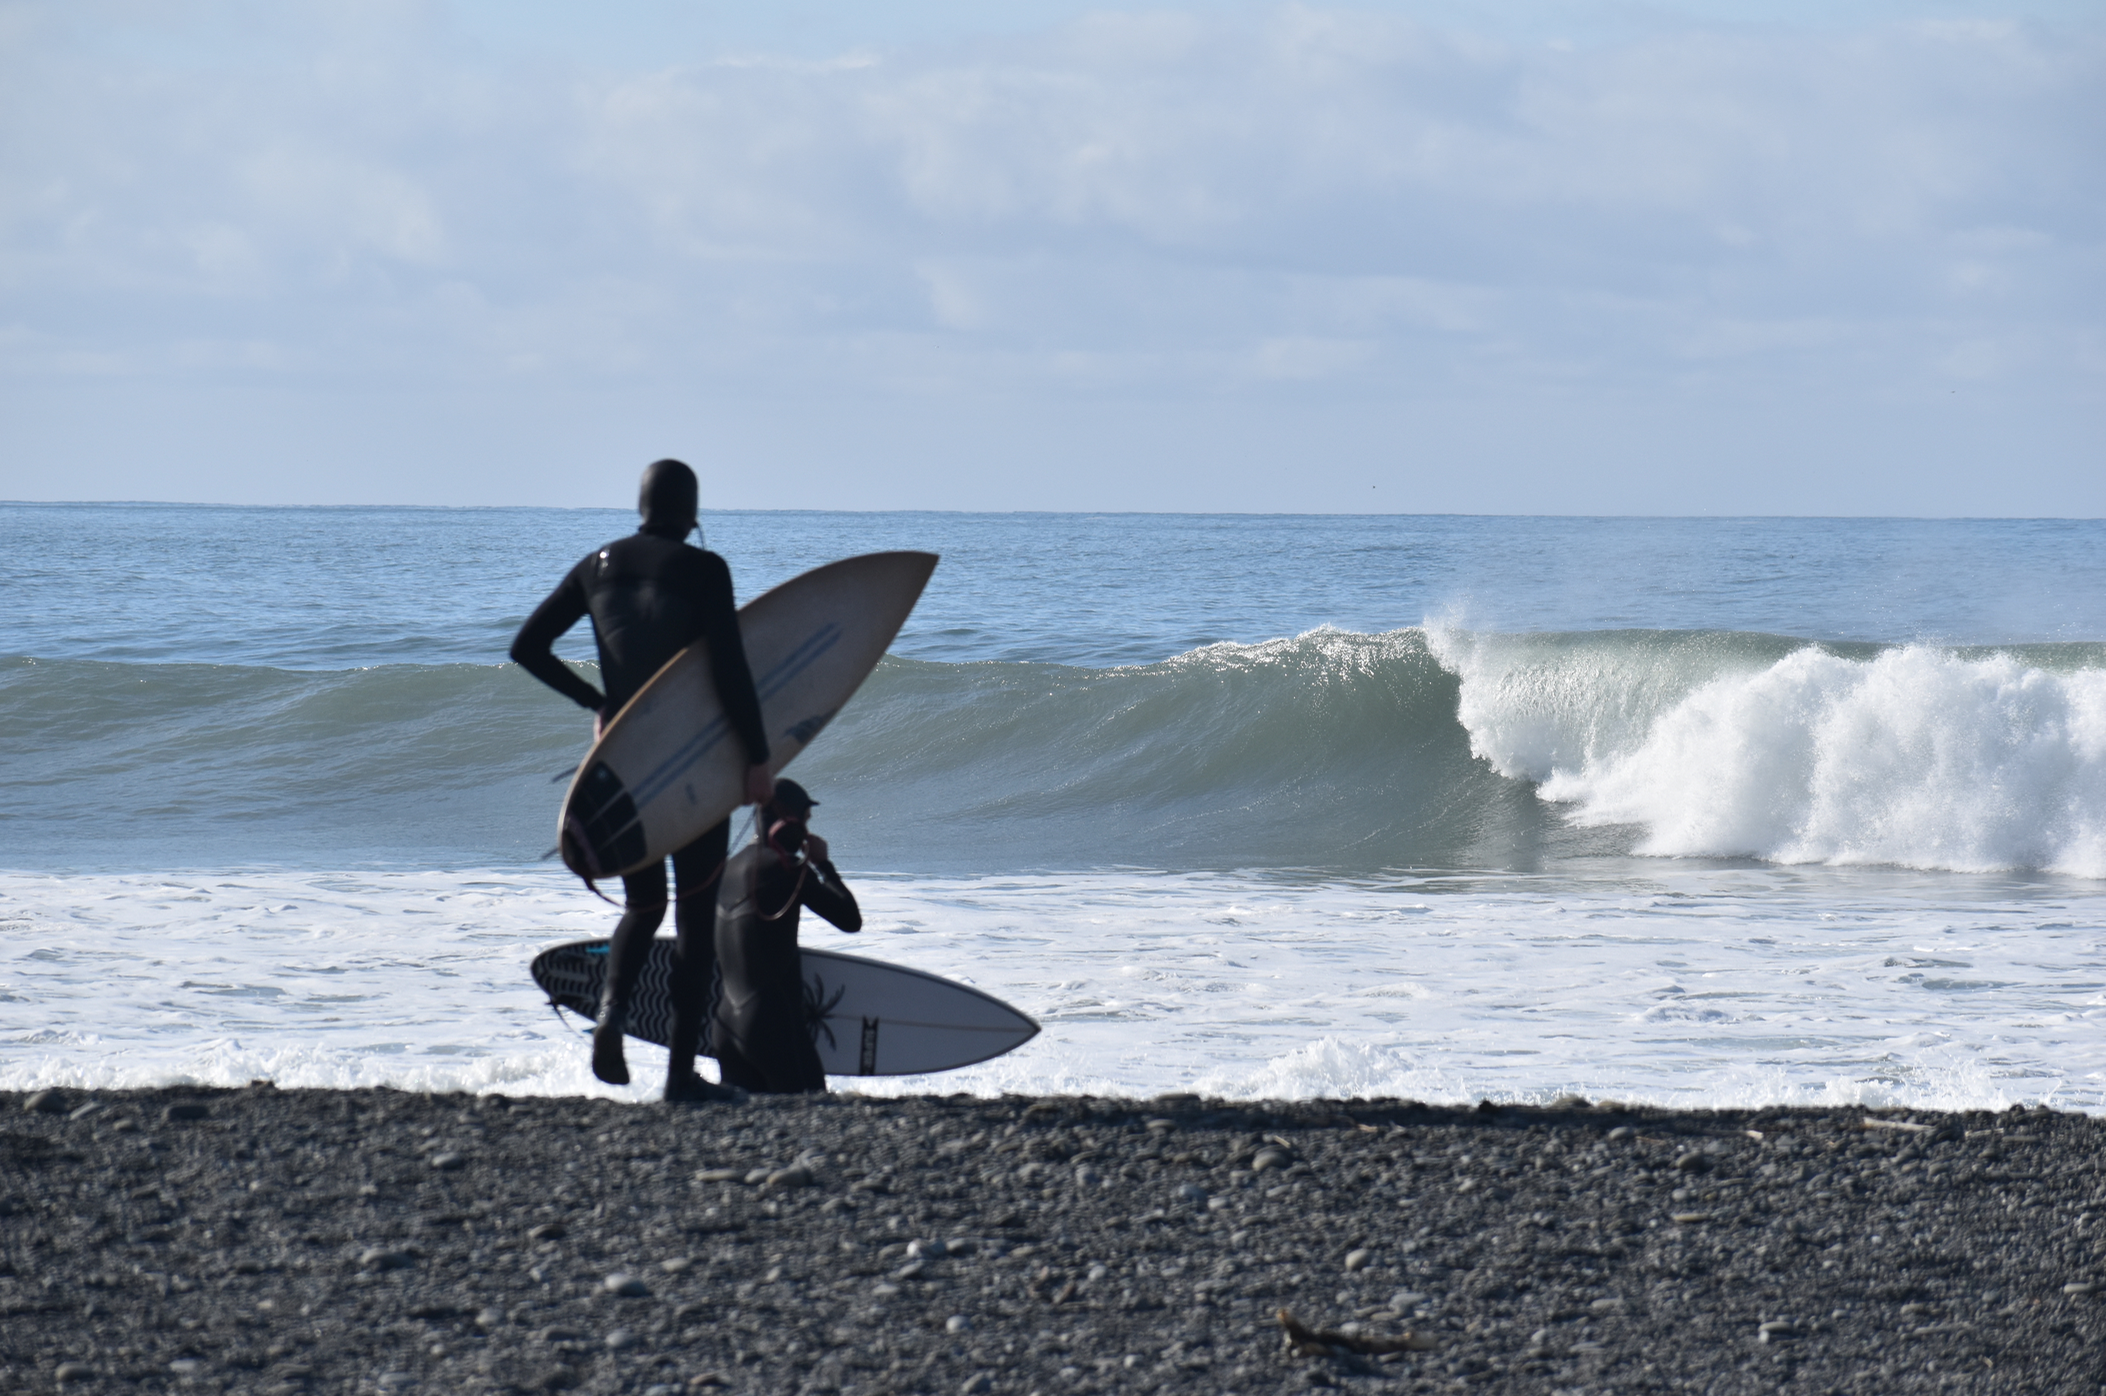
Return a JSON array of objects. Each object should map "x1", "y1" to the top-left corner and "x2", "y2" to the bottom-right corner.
[
  {"x1": 594, "y1": 709, "x2": 607, "y2": 739},
  {"x1": 805, "y1": 834, "x2": 829, "y2": 864},
  {"x1": 745, "y1": 763, "x2": 773, "y2": 806}
]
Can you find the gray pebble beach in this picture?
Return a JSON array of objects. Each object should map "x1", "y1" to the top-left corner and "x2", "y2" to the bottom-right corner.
[{"x1": 3, "y1": 1087, "x2": 2100, "y2": 1395}]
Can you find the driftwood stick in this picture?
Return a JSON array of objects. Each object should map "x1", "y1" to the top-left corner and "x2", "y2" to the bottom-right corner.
[{"x1": 1277, "y1": 1309, "x2": 1439, "y2": 1356}]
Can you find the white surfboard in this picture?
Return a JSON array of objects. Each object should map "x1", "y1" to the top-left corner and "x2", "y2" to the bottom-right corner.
[
  {"x1": 529, "y1": 939, "x2": 1040, "y2": 1077},
  {"x1": 558, "y1": 551, "x2": 937, "y2": 881}
]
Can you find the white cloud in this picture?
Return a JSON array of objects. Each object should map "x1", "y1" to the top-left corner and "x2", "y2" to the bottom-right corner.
[{"x1": 0, "y1": 1, "x2": 2098, "y2": 509}]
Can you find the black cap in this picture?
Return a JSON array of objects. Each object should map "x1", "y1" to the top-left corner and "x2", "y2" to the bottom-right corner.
[{"x1": 770, "y1": 778, "x2": 818, "y2": 813}]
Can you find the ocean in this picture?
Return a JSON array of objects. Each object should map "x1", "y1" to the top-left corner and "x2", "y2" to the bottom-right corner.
[{"x1": 3, "y1": 504, "x2": 2101, "y2": 1110}]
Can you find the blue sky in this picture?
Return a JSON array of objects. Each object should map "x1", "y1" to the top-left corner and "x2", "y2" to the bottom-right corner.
[{"x1": 1, "y1": 0, "x2": 2098, "y2": 513}]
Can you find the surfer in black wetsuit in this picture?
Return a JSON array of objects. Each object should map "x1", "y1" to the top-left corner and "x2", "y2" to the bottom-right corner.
[
  {"x1": 510, "y1": 458, "x2": 774, "y2": 1103},
  {"x1": 714, "y1": 778, "x2": 862, "y2": 1094}
]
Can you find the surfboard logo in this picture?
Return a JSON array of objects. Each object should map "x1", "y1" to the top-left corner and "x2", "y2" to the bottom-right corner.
[
  {"x1": 782, "y1": 708, "x2": 838, "y2": 747},
  {"x1": 803, "y1": 973, "x2": 848, "y2": 1049},
  {"x1": 859, "y1": 1017, "x2": 880, "y2": 1075}
]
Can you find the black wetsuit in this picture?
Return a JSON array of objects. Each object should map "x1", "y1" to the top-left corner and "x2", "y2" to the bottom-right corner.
[
  {"x1": 713, "y1": 824, "x2": 861, "y2": 1094},
  {"x1": 510, "y1": 522, "x2": 769, "y2": 1089}
]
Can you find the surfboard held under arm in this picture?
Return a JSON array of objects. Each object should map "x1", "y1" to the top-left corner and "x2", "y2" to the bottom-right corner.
[
  {"x1": 558, "y1": 551, "x2": 937, "y2": 881},
  {"x1": 530, "y1": 939, "x2": 1040, "y2": 1077}
]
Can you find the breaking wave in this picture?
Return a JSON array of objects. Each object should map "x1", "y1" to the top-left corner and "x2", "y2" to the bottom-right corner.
[{"x1": 4, "y1": 628, "x2": 2103, "y2": 876}]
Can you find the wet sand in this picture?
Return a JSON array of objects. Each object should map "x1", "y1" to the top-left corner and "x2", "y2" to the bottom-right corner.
[{"x1": 2, "y1": 1087, "x2": 2100, "y2": 1395}]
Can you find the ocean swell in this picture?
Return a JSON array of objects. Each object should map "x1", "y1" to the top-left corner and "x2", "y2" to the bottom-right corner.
[{"x1": 4, "y1": 629, "x2": 2104, "y2": 876}]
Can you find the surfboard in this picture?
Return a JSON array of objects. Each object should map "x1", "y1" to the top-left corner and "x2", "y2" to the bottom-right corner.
[
  {"x1": 529, "y1": 938, "x2": 1040, "y2": 1077},
  {"x1": 558, "y1": 551, "x2": 937, "y2": 881}
]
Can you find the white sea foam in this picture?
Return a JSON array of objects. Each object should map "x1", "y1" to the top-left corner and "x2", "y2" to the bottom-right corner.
[
  {"x1": 3, "y1": 864, "x2": 2098, "y2": 1112},
  {"x1": 1432, "y1": 632, "x2": 2106, "y2": 877}
]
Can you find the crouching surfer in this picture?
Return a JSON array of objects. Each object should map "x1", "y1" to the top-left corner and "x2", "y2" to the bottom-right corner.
[
  {"x1": 510, "y1": 458, "x2": 774, "y2": 1103},
  {"x1": 714, "y1": 779, "x2": 862, "y2": 1093}
]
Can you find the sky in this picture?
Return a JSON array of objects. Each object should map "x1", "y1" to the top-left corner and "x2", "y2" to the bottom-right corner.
[{"x1": 0, "y1": 0, "x2": 2099, "y2": 514}]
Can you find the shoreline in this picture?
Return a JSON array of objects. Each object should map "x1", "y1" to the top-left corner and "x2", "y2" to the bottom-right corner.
[{"x1": 3, "y1": 1088, "x2": 2100, "y2": 1395}]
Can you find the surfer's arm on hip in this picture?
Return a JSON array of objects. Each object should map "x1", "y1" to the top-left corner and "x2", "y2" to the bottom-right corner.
[
  {"x1": 510, "y1": 563, "x2": 607, "y2": 714},
  {"x1": 693, "y1": 551, "x2": 771, "y2": 770}
]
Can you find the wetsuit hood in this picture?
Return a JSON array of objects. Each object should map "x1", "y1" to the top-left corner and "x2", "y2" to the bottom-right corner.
[{"x1": 637, "y1": 459, "x2": 698, "y2": 540}]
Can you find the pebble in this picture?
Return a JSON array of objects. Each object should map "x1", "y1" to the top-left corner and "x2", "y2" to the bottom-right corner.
[
  {"x1": 946, "y1": 1313, "x2": 972, "y2": 1332},
  {"x1": 605, "y1": 1328, "x2": 635, "y2": 1350},
  {"x1": 1607, "y1": 1126, "x2": 1634, "y2": 1141},
  {"x1": 474, "y1": 1308, "x2": 504, "y2": 1331},
  {"x1": 1670, "y1": 1212, "x2": 1712, "y2": 1225},
  {"x1": 527, "y1": 1221, "x2": 566, "y2": 1240},
  {"x1": 742, "y1": 1168, "x2": 771, "y2": 1185},
  {"x1": 694, "y1": 1167, "x2": 742, "y2": 1183},
  {"x1": 604, "y1": 1273, "x2": 650, "y2": 1297},
  {"x1": 1178, "y1": 1183, "x2": 1208, "y2": 1203},
  {"x1": 1389, "y1": 1290, "x2": 1427, "y2": 1310},
  {"x1": 358, "y1": 1249, "x2": 414, "y2": 1271},
  {"x1": 54, "y1": 1362, "x2": 93, "y2": 1381},
  {"x1": 1758, "y1": 1321, "x2": 1802, "y2": 1342},
  {"x1": 164, "y1": 1102, "x2": 210, "y2": 1122},
  {"x1": 960, "y1": 1375, "x2": 995, "y2": 1395},
  {"x1": 661, "y1": 1256, "x2": 693, "y2": 1273},
  {"x1": 428, "y1": 1151, "x2": 465, "y2": 1171},
  {"x1": 2063, "y1": 1281, "x2": 2099, "y2": 1296},
  {"x1": 765, "y1": 1164, "x2": 815, "y2": 1189},
  {"x1": 1674, "y1": 1151, "x2": 1712, "y2": 1173},
  {"x1": 169, "y1": 1359, "x2": 203, "y2": 1374},
  {"x1": 1251, "y1": 1148, "x2": 1292, "y2": 1173},
  {"x1": 1074, "y1": 1164, "x2": 1103, "y2": 1187},
  {"x1": 25, "y1": 1090, "x2": 68, "y2": 1114},
  {"x1": 1344, "y1": 1249, "x2": 1372, "y2": 1272}
]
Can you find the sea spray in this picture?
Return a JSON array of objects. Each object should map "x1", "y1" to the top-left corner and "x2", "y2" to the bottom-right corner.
[{"x1": 1431, "y1": 631, "x2": 2106, "y2": 876}]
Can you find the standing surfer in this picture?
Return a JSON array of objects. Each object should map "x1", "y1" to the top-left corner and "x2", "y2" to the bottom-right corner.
[
  {"x1": 714, "y1": 778, "x2": 862, "y2": 1094},
  {"x1": 510, "y1": 458, "x2": 773, "y2": 1102}
]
